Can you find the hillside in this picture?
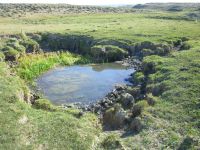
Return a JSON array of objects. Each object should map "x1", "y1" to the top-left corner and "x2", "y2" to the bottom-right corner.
[{"x1": 0, "y1": 3, "x2": 200, "y2": 150}]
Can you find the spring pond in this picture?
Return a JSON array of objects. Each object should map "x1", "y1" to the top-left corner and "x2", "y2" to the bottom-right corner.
[{"x1": 37, "y1": 63, "x2": 134, "y2": 105}]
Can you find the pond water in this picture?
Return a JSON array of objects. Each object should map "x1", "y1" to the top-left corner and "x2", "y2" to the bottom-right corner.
[{"x1": 36, "y1": 63, "x2": 134, "y2": 105}]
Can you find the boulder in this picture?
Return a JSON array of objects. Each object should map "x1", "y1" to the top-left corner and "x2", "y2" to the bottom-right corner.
[
  {"x1": 115, "y1": 84, "x2": 126, "y2": 91},
  {"x1": 103, "y1": 104, "x2": 126, "y2": 129}
]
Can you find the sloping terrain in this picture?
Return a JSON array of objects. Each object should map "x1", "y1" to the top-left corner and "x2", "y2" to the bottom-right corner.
[{"x1": 0, "y1": 3, "x2": 200, "y2": 149}]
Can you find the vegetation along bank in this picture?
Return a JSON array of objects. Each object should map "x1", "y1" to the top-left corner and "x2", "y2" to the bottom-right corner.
[{"x1": 0, "y1": 3, "x2": 200, "y2": 149}]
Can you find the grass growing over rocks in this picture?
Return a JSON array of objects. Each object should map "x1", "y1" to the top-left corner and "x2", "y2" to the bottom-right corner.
[{"x1": 118, "y1": 43, "x2": 200, "y2": 149}]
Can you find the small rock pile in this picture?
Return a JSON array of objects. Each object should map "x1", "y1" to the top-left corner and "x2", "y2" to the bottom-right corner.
[
  {"x1": 116, "y1": 57, "x2": 142, "y2": 70},
  {"x1": 79, "y1": 84, "x2": 145, "y2": 132}
]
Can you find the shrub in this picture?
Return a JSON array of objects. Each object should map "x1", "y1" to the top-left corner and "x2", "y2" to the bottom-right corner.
[
  {"x1": 103, "y1": 104, "x2": 126, "y2": 129},
  {"x1": 136, "y1": 100, "x2": 149, "y2": 108},
  {"x1": 91, "y1": 45, "x2": 128, "y2": 62},
  {"x1": 132, "y1": 100, "x2": 148, "y2": 118},
  {"x1": 7, "y1": 40, "x2": 26, "y2": 53},
  {"x1": 142, "y1": 55, "x2": 164, "y2": 75},
  {"x1": 90, "y1": 45, "x2": 105, "y2": 61},
  {"x1": 132, "y1": 103, "x2": 143, "y2": 118},
  {"x1": 151, "y1": 82, "x2": 168, "y2": 96},
  {"x1": 155, "y1": 47, "x2": 165, "y2": 56},
  {"x1": 141, "y1": 48, "x2": 153, "y2": 56},
  {"x1": 180, "y1": 42, "x2": 191, "y2": 50},
  {"x1": 34, "y1": 99, "x2": 55, "y2": 111},
  {"x1": 4, "y1": 47, "x2": 19, "y2": 61},
  {"x1": 142, "y1": 61, "x2": 156, "y2": 75},
  {"x1": 5, "y1": 49, "x2": 19, "y2": 56},
  {"x1": 174, "y1": 39, "x2": 182, "y2": 46},
  {"x1": 181, "y1": 37, "x2": 190, "y2": 42},
  {"x1": 146, "y1": 94, "x2": 157, "y2": 106},
  {"x1": 20, "y1": 37, "x2": 40, "y2": 53},
  {"x1": 101, "y1": 134, "x2": 123, "y2": 149},
  {"x1": 134, "y1": 71, "x2": 145, "y2": 84},
  {"x1": 105, "y1": 45, "x2": 128, "y2": 61},
  {"x1": 130, "y1": 117, "x2": 142, "y2": 132}
]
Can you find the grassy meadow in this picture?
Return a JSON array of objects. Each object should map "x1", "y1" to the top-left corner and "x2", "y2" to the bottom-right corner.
[
  {"x1": 0, "y1": 3, "x2": 200, "y2": 149},
  {"x1": 0, "y1": 12, "x2": 200, "y2": 42}
]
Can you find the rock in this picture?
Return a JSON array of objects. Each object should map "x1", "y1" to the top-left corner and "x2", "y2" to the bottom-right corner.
[
  {"x1": 93, "y1": 104, "x2": 101, "y2": 113},
  {"x1": 120, "y1": 93, "x2": 135, "y2": 109},
  {"x1": 103, "y1": 104, "x2": 126, "y2": 129},
  {"x1": 103, "y1": 102, "x2": 109, "y2": 109},
  {"x1": 111, "y1": 89, "x2": 119, "y2": 97},
  {"x1": 130, "y1": 117, "x2": 142, "y2": 132},
  {"x1": 115, "y1": 84, "x2": 126, "y2": 91}
]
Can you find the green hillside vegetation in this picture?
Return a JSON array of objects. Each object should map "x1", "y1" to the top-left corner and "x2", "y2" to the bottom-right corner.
[{"x1": 0, "y1": 3, "x2": 199, "y2": 149}]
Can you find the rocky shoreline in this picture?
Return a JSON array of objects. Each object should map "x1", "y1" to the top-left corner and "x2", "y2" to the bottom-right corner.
[
  {"x1": 62, "y1": 57, "x2": 147, "y2": 131},
  {"x1": 63, "y1": 57, "x2": 142, "y2": 112}
]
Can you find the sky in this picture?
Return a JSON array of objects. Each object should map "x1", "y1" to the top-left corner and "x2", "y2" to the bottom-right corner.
[{"x1": 0, "y1": 0, "x2": 200, "y2": 5}]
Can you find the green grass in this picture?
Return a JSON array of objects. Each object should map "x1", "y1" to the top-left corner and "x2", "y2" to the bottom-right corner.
[
  {"x1": 16, "y1": 52, "x2": 90, "y2": 81},
  {"x1": 0, "y1": 12, "x2": 200, "y2": 42},
  {"x1": 0, "y1": 6, "x2": 200, "y2": 149},
  {"x1": 0, "y1": 62, "x2": 100, "y2": 149},
  {"x1": 120, "y1": 43, "x2": 200, "y2": 149}
]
